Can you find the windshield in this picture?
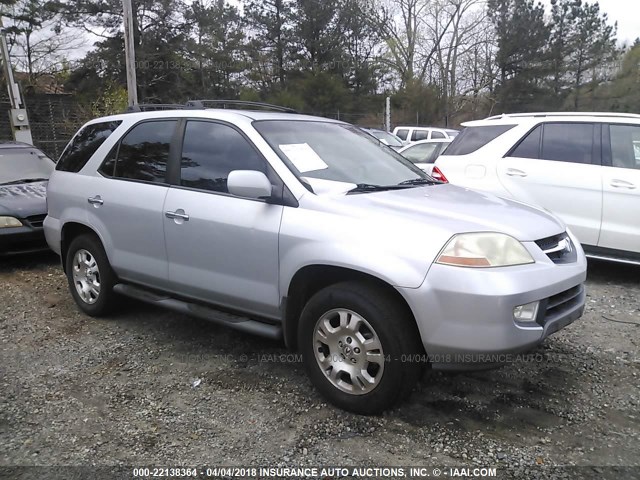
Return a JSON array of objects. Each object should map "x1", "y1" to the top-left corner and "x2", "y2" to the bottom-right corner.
[
  {"x1": 0, "y1": 148, "x2": 54, "y2": 184},
  {"x1": 254, "y1": 121, "x2": 429, "y2": 188},
  {"x1": 368, "y1": 130, "x2": 404, "y2": 147}
]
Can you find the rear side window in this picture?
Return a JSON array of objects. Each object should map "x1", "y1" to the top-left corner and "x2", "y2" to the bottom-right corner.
[
  {"x1": 412, "y1": 130, "x2": 429, "y2": 141},
  {"x1": 432, "y1": 131, "x2": 446, "y2": 139},
  {"x1": 112, "y1": 120, "x2": 176, "y2": 182},
  {"x1": 510, "y1": 125, "x2": 542, "y2": 159},
  {"x1": 445, "y1": 125, "x2": 515, "y2": 155},
  {"x1": 395, "y1": 129, "x2": 409, "y2": 140},
  {"x1": 541, "y1": 123, "x2": 594, "y2": 164},
  {"x1": 56, "y1": 121, "x2": 121, "y2": 172},
  {"x1": 609, "y1": 124, "x2": 640, "y2": 170}
]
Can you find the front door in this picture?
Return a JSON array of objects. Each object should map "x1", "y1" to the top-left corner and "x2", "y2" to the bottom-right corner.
[{"x1": 163, "y1": 120, "x2": 283, "y2": 318}]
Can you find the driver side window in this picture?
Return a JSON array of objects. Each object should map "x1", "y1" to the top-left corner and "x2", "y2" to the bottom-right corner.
[{"x1": 180, "y1": 121, "x2": 267, "y2": 193}]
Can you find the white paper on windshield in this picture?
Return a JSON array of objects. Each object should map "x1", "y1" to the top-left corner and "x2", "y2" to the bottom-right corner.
[{"x1": 279, "y1": 143, "x2": 328, "y2": 172}]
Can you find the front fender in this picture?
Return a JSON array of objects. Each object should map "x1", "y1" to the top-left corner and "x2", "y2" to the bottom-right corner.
[{"x1": 279, "y1": 240, "x2": 432, "y2": 295}]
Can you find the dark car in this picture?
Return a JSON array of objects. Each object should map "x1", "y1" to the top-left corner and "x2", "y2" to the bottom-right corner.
[{"x1": 0, "y1": 141, "x2": 55, "y2": 255}]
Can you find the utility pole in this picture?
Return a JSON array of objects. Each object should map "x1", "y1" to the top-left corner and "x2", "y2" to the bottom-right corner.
[
  {"x1": 122, "y1": 0, "x2": 138, "y2": 108},
  {"x1": 385, "y1": 96, "x2": 390, "y2": 132},
  {"x1": 0, "y1": 17, "x2": 33, "y2": 144}
]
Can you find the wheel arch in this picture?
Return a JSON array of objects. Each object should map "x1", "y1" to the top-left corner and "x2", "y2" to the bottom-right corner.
[
  {"x1": 60, "y1": 222, "x2": 105, "y2": 273},
  {"x1": 282, "y1": 264, "x2": 420, "y2": 351}
]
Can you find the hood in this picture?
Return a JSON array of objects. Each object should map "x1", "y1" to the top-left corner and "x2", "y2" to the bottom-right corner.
[
  {"x1": 0, "y1": 181, "x2": 48, "y2": 218},
  {"x1": 333, "y1": 184, "x2": 565, "y2": 242}
]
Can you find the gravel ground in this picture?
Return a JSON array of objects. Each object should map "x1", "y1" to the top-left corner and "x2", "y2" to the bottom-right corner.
[{"x1": 1, "y1": 252, "x2": 639, "y2": 479}]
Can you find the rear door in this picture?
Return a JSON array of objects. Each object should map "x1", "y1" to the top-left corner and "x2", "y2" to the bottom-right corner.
[
  {"x1": 89, "y1": 119, "x2": 177, "y2": 288},
  {"x1": 497, "y1": 122, "x2": 602, "y2": 246},
  {"x1": 599, "y1": 123, "x2": 640, "y2": 254}
]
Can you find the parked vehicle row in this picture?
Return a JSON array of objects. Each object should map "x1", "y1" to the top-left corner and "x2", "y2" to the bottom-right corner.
[
  {"x1": 44, "y1": 103, "x2": 586, "y2": 414},
  {"x1": 435, "y1": 112, "x2": 640, "y2": 264}
]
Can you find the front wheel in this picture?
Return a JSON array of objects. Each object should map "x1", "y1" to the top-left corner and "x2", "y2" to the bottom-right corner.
[
  {"x1": 65, "y1": 234, "x2": 117, "y2": 317},
  {"x1": 299, "y1": 282, "x2": 425, "y2": 414}
]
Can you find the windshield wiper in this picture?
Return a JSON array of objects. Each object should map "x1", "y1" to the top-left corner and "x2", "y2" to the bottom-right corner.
[
  {"x1": 397, "y1": 178, "x2": 441, "y2": 186},
  {"x1": 347, "y1": 183, "x2": 411, "y2": 194},
  {"x1": 0, "y1": 178, "x2": 48, "y2": 186}
]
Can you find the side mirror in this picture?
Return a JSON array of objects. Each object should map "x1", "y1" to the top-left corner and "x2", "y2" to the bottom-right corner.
[{"x1": 227, "y1": 170, "x2": 272, "y2": 199}]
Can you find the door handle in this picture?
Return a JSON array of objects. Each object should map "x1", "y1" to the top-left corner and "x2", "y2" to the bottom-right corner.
[
  {"x1": 165, "y1": 210, "x2": 190, "y2": 221},
  {"x1": 610, "y1": 179, "x2": 636, "y2": 189},
  {"x1": 87, "y1": 196, "x2": 103, "y2": 206},
  {"x1": 505, "y1": 168, "x2": 528, "y2": 177}
]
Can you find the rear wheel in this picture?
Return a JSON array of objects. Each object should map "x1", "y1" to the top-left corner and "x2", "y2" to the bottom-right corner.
[
  {"x1": 65, "y1": 234, "x2": 117, "y2": 316},
  {"x1": 299, "y1": 282, "x2": 425, "y2": 414}
]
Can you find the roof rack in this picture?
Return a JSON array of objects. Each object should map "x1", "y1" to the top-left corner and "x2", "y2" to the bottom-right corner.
[
  {"x1": 185, "y1": 99, "x2": 298, "y2": 113},
  {"x1": 485, "y1": 112, "x2": 640, "y2": 120},
  {"x1": 124, "y1": 100, "x2": 298, "y2": 114},
  {"x1": 126, "y1": 104, "x2": 185, "y2": 112}
]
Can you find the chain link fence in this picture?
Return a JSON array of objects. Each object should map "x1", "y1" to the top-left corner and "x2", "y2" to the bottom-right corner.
[{"x1": 0, "y1": 94, "x2": 91, "y2": 160}]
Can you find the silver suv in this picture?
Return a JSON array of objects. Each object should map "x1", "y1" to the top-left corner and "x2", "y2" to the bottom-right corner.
[{"x1": 45, "y1": 102, "x2": 587, "y2": 414}]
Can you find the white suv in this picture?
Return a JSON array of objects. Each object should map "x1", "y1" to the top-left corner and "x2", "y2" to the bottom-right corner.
[
  {"x1": 393, "y1": 126, "x2": 459, "y2": 143},
  {"x1": 435, "y1": 112, "x2": 640, "y2": 264}
]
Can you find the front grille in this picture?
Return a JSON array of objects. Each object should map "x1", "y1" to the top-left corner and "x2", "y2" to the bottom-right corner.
[
  {"x1": 537, "y1": 284, "x2": 584, "y2": 326},
  {"x1": 535, "y1": 232, "x2": 577, "y2": 264},
  {"x1": 25, "y1": 214, "x2": 46, "y2": 228}
]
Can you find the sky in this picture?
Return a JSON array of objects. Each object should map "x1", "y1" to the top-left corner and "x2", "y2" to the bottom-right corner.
[
  {"x1": 542, "y1": 0, "x2": 639, "y2": 46},
  {"x1": 594, "y1": 0, "x2": 640, "y2": 46}
]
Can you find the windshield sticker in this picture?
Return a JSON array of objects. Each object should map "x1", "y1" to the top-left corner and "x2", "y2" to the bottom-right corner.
[{"x1": 279, "y1": 143, "x2": 328, "y2": 172}]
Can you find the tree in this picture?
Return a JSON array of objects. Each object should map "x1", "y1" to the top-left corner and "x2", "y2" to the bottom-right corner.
[
  {"x1": 590, "y1": 43, "x2": 640, "y2": 112},
  {"x1": 565, "y1": 0, "x2": 617, "y2": 109},
  {"x1": 487, "y1": 0, "x2": 550, "y2": 112},
  {"x1": 430, "y1": 0, "x2": 489, "y2": 125},
  {"x1": 184, "y1": 0, "x2": 246, "y2": 98},
  {"x1": 547, "y1": 0, "x2": 579, "y2": 101},
  {"x1": 3, "y1": 0, "x2": 84, "y2": 83},
  {"x1": 244, "y1": 0, "x2": 293, "y2": 90},
  {"x1": 338, "y1": 0, "x2": 386, "y2": 95},
  {"x1": 379, "y1": 0, "x2": 440, "y2": 86},
  {"x1": 59, "y1": 0, "x2": 193, "y2": 102},
  {"x1": 292, "y1": 0, "x2": 344, "y2": 69}
]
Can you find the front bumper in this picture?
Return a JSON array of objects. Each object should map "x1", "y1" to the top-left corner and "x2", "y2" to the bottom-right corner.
[
  {"x1": 399, "y1": 238, "x2": 587, "y2": 370},
  {"x1": 0, "y1": 224, "x2": 49, "y2": 255}
]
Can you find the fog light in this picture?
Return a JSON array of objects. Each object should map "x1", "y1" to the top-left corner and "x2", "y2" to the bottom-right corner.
[{"x1": 513, "y1": 301, "x2": 540, "y2": 322}]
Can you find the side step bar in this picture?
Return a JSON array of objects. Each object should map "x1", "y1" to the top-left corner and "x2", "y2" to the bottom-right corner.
[
  {"x1": 113, "y1": 283, "x2": 283, "y2": 341},
  {"x1": 586, "y1": 253, "x2": 640, "y2": 266}
]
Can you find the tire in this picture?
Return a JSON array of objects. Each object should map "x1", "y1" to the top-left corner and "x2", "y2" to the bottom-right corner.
[
  {"x1": 298, "y1": 281, "x2": 425, "y2": 414},
  {"x1": 65, "y1": 233, "x2": 118, "y2": 317}
]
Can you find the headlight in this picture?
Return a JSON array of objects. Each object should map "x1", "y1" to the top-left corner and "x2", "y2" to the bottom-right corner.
[
  {"x1": 0, "y1": 216, "x2": 23, "y2": 228},
  {"x1": 436, "y1": 232, "x2": 534, "y2": 268}
]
